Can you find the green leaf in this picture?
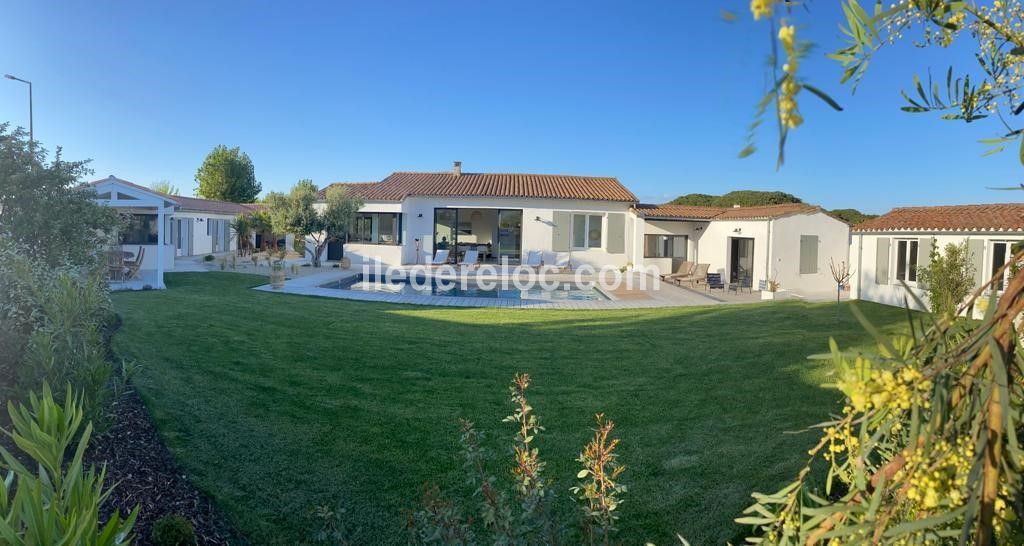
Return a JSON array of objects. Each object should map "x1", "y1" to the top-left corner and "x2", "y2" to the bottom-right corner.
[
  {"x1": 577, "y1": 469, "x2": 589, "y2": 478},
  {"x1": 738, "y1": 144, "x2": 756, "y2": 159},
  {"x1": 803, "y1": 84, "x2": 844, "y2": 111}
]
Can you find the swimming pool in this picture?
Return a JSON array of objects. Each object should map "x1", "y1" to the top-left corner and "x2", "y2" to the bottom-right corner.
[{"x1": 320, "y1": 274, "x2": 609, "y2": 301}]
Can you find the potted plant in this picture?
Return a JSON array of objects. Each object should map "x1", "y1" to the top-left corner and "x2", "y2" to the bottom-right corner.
[
  {"x1": 269, "y1": 260, "x2": 286, "y2": 289},
  {"x1": 761, "y1": 278, "x2": 781, "y2": 300}
]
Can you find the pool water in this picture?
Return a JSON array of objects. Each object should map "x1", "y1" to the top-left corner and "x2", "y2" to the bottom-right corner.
[{"x1": 320, "y1": 274, "x2": 608, "y2": 301}]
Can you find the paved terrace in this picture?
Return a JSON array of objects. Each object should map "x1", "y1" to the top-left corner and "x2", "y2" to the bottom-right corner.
[{"x1": 253, "y1": 266, "x2": 845, "y2": 309}]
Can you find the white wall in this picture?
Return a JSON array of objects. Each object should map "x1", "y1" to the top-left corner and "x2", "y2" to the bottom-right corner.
[
  {"x1": 697, "y1": 219, "x2": 770, "y2": 286},
  {"x1": 851, "y1": 231, "x2": 1022, "y2": 314},
  {"x1": 638, "y1": 219, "x2": 705, "y2": 276},
  {"x1": 170, "y1": 211, "x2": 238, "y2": 257},
  {"x1": 769, "y1": 213, "x2": 850, "y2": 294}
]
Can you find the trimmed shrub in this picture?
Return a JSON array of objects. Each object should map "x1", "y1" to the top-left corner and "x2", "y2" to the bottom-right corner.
[{"x1": 151, "y1": 515, "x2": 197, "y2": 546}]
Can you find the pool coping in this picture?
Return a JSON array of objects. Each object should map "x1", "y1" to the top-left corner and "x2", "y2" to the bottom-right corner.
[{"x1": 252, "y1": 270, "x2": 728, "y2": 309}]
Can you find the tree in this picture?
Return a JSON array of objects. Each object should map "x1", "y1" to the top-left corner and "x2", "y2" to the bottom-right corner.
[
  {"x1": 828, "y1": 208, "x2": 878, "y2": 225},
  {"x1": 0, "y1": 123, "x2": 119, "y2": 269},
  {"x1": 231, "y1": 213, "x2": 255, "y2": 256},
  {"x1": 194, "y1": 145, "x2": 261, "y2": 203},
  {"x1": 266, "y1": 180, "x2": 363, "y2": 267},
  {"x1": 736, "y1": 3, "x2": 1024, "y2": 544},
  {"x1": 918, "y1": 240, "x2": 977, "y2": 319},
  {"x1": 669, "y1": 190, "x2": 802, "y2": 207},
  {"x1": 149, "y1": 180, "x2": 180, "y2": 195}
]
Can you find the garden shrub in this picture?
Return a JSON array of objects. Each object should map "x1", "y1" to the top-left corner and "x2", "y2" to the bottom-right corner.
[
  {"x1": 737, "y1": 254, "x2": 1024, "y2": 543},
  {"x1": 0, "y1": 243, "x2": 124, "y2": 427},
  {"x1": 0, "y1": 383, "x2": 138, "y2": 544},
  {"x1": 404, "y1": 373, "x2": 627, "y2": 545},
  {"x1": 151, "y1": 515, "x2": 197, "y2": 546},
  {"x1": 203, "y1": 254, "x2": 215, "y2": 262},
  {"x1": 917, "y1": 240, "x2": 976, "y2": 318}
]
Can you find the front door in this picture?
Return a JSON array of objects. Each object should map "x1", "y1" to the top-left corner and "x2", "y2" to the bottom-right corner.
[
  {"x1": 730, "y1": 237, "x2": 754, "y2": 283},
  {"x1": 173, "y1": 219, "x2": 191, "y2": 256}
]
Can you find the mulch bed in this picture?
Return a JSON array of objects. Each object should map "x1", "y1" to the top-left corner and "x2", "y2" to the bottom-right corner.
[{"x1": 83, "y1": 388, "x2": 245, "y2": 545}]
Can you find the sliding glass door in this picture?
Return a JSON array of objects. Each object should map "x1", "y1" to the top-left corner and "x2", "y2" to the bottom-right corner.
[
  {"x1": 434, "y1": 208, "x2": 522, "y2": 262},
  {"x1": 496, "y1": 209, "x2": 522, "y2": 262},
  {"x1": 433, "y1": 209, "x2": 457, "y2": 256}
]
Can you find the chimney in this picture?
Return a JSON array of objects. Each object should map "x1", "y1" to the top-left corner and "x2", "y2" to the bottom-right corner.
[{"x1": 453, "y1": 161, "x2": 462, "y2": 176}]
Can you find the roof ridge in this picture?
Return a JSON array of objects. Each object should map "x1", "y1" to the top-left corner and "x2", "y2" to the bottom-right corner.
[{"x1": 388, "y1": 170, "x2": 617, "y2": 179}]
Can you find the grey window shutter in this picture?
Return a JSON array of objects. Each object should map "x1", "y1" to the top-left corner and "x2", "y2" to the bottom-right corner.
[
  {"x1": 917, "y1": 238, "x2": 934, "y2": 289},
  {"x1": 552, "y1": 211, "x2": 571, "y2": 252},
  {"x1": 188, "y1": 219, "x2": 194, "y2": 255},
  {"x1": 875, "y1": 237, "x2": 891, "y2": 285},
  {"x1": 968, "y1": 238, "x2": 986, "y2": 289},
  {"x1": 606, "y1": 213, "x2": 625, "y2": 254},
  {"x1": 799, "y1": 235, "x2": 818, "y2": 274}
]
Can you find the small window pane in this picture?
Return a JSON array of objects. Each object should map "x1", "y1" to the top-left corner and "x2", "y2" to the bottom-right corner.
[
  {"x1": 908, "y1": 240, "x2": 919, "y2": 282},
  {"x1": 671, "y1": 236, "x2": 687, "y2": 259},
  {"x1": 588, "y1": 215, "x2": 602, "y2": 248},
  {"x1": 378, "y1": 214, "x2": 397, "y2": 245},
  {"x1": 572, "y1": 215, "x2": 587, "y2": 248},
  {"x1": 644, "y1": 235, "x2": 659, "y2": 258},
  {"x1": 896, "y1": 240, "x2": 908, "y2": 281},
  {"x1": 993, "y1": 242, "x2": 1008, "y2": 291}
]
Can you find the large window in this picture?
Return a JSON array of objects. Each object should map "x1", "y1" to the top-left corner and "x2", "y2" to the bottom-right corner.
[
  {"x1": 895, "y1": 239, "x2": 919, "y2": 283},
  {"x1": 350, "y1": 213, "x2": 401, "y2": 245},
  {"x1": 572, "y1": 214, "x2": 603, "y2": 249},
  {"x1": 644, "y1": 235, "x2": 687, "y2": 258},
  {"x1": 120, "y1": 214, "x2": 158, "y2": 245}
]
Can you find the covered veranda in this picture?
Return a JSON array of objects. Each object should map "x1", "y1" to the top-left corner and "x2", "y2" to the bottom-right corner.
[{"x1": 93, "y1": 176, "x2": 177, "y2": 289}]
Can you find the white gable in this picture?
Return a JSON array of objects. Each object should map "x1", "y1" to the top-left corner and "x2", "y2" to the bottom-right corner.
[{"x1": 92, "y1": 175, "x2": 177, "y2": 211}]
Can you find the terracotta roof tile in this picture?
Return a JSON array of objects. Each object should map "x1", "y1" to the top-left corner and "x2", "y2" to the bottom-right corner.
[
  {"x1": 320, "y1": 172, "x2": 637, "y2": 202},
  {"x1": 853, "y1": 203, "x2": 1024, "y2": 232},
  {"x1": 633, "y1": 204, "x2": 724, "y2": 220},
  {"x1": 715, "y1": 202, "x2": 819, "y2": 220},
  {"x1": 635, "y1": 202, "x2": 821, "y2": 221}
]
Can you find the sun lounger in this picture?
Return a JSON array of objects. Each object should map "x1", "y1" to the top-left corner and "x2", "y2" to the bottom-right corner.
[
  {"x1": 661, "y1": 261, "x2": 694, "y2": 282},
  {"x1": 459, "y1": 249, "x2": 479, "y2": 267},
  {"x1": 523, "y1": 250, "x2": 542, "y2": 267},
  {"x1": 672, "y1": 263, "x2": 709, "y2": 287},
  {"x1": 430, "y1": 249, "x2": 450, "y2": 265}
]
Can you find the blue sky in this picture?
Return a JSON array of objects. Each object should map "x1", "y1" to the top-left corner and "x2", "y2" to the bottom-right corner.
[{"x1": 2, "y1": 1, "x2": 1020, "y2": 213}]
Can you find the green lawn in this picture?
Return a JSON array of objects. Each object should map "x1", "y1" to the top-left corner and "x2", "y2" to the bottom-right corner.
[{"x1": 111, "y1": 273, "x2": 909, "y2": 545}]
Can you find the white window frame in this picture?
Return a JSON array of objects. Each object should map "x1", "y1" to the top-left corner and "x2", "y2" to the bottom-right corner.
[
  {"x1": 571, "y1": 213, "x2": 604, "y2": 250},
  {"x1": 990, "y1": 240, "x2": 1015, "y2": 293},
  {"x1": 894, "y1": 238, "x2": 919, "y2": 285}
]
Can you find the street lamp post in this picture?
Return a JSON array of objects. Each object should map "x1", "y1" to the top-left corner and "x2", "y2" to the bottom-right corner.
[{"x1": 4, "y1": 74, "x2": 33, "y2": 153}]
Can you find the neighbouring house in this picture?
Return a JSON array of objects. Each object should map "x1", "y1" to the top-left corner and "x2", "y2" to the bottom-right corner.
[
  {"x1": 92, "y1": 175, "x2": 258, "y2": 288},
  {"x1": 850, "y1": 203, "x2": 1024, "y2": 315},
  {"x1": 315, "y1": 162, "x2": 851, "y2": 294}
]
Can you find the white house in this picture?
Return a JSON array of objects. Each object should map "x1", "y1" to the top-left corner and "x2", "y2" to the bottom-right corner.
[
  {"x1": 93, "y1": 176, "x2": 256, "y2": 288},
  {"x1": 314, "y1": 163, "x2": 851, "y2": 295},
  {"x1": 850, "y1": 203, "x2": 1024, "y2": 315}
]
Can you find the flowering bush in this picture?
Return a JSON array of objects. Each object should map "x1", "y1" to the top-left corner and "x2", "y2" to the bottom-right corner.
[{"x1": 737, "y1": 253, "x2": 1024, "y2": 544}]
